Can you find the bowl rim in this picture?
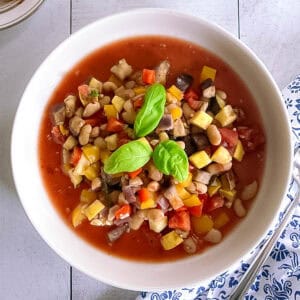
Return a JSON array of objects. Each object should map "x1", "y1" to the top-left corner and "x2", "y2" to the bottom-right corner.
[{"x1": 11, "y1": 7, "x2": 293, "y2": 291}]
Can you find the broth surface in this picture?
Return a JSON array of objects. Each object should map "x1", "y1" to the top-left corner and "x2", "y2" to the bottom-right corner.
[{"x1": 39, "y1": 36, "x2": 265, "y2": 261}]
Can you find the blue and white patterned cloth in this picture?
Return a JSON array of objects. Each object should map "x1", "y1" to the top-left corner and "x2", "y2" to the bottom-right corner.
[{"x1": 137, "y1": 75, "x2": 300, "y2": 300}]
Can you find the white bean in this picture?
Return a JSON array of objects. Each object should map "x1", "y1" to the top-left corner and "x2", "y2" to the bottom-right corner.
[
  {"x1": 183, "y1": 237, "x2": 197, "y2": 254},
  {"x1": 234, "y1": 198, "x2": 247, "y2": 217},
  {"x1": 207, "y1": 162, "x2": 232, "y2": 175},
  {"x1": 204, "y1": 229, "x2": 222, "y2": 244},
  {"x1": 83, "y1": 102, "x2": 100, "y2": 118},
  {"x1": 207, "y1": 124, "x2": 222, "y2": 146},
  {"x1": 241, "y1": 181, "x2": 258, "y2": 201},
  {"x1": 216, "y1": 89, "x2": 227, "y2": 100},
  {"x1": 79, "y1": 124, "x2": 92, "y2": 145},
  {"x1": 147, "y1": 181, "x2": 160, "y2": 192}
]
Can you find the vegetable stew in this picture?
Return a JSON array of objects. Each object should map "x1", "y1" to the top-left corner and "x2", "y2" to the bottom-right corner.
[{"x1": 39, "y1": 36, "x2": 265, "y2": 261}]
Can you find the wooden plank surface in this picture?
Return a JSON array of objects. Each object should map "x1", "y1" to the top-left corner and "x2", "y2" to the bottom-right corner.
[
  {"x1": 71, "y1": 1, "x2": 237, "y2": 299},
  {"x1": 0, "y1": 1, "x2": 71, "y2": 299},
  {"x1": 240, "y1": 0, "x2": 300, "y2": 89}
]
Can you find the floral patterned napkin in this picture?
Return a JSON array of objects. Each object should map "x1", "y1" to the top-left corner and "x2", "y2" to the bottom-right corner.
[{"x1": 137, "y1": 75, "x2": 300, "y2": 300}]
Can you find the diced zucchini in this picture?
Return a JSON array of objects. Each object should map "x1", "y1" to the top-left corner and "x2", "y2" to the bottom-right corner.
[
  {"x1": 219, "y1": 188, "x2": 236, "y2": 201},
  {"x1": 233, "y1": 140, "x2": 245, "y2": 162},
  {"x1": 68, "y1": 168, "x2": 83, "y2": 187},
  {"x1": 104, "y1": 104, "x2": 118, "y2": 118},
  {"x1": 191, "y1": 214, "x2": 213, "y2": 235},
  {"x1": 211, "y1": 146, "x2": 232, "y2": 164},
  {"x1": 89, "y1": 77, "x2": 102, "y2": 92},
  {"x1": 208, "y1": 178, "x2": 221, "y2": 197},
  {"x1": 160, "y1": 230, "x2": 184, "y2": 250},
  {"x1": 214, "y1": 211, "x2": 230, "y2": 229},
  {"x1": 112, "y1": 95, "x2": 125, "y2": 113},
  {"x1": 80, "y1": 189, "x2": 97, "y2": 203},
  {"x1": 104, "y1": 134, "x2": 118, "y2": 151},
  {"x1": 72, "y1": 203, "x2": 87, "y2": 227},
  {"x1": 183, "y1": 195, "x2": 201, "y2": 207},
  {"x1": 215, "y1": 105, "x2": 237, "y2": 127},
  {"x1": 220, "y1": 171, "x2": 235, "y2": 190},
  {"x1": 84, "y1": 200, "x2": 105, "y2": 221},
  {"x1": 167, "y1": 85, "x2": 183, "y2": 101},
  {"x1": 73, "y1": 154, "x2": 90, "y2": 176},
  {"x1": 140, "y1": 198, "x2": 157, "y2": 209},
  {"x1": 190, "y1": 111, "x2": 213, "y2": 130},
  {"x1": 176, "y1": 185, "x2": 192, "y2": 200},
  {"x1": 147, "y1": 209, "x2": 168, "y2": 233},
  {"x1": 200, "y1": 66, "x2": 216, "y2": 83},
  {"x1": 189, "y1": 151, "x2": 212, "y2": 169},
  {"x1": 83, "y1": 162, "x2": 100, "y2": 181}
]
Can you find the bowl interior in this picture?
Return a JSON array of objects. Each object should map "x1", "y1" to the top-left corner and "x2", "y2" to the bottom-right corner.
[{"x1": 11, "y1": 9, "x2": 292, "y2": 291}]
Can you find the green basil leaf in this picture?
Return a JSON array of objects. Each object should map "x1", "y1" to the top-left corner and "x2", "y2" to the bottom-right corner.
[
  {"x1": 104, "y1": 139, "x2": 152, "y2": 174},
  {"x1": 134, "y1": 83, "x2": 166, "y2": 137},
  {"x1": 153, "y1": 140, "x2": 189, "y2": 182}
]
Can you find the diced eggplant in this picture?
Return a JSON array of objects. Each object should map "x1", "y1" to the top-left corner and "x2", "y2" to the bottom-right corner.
[
  {"x1": 181, "y1": 135, "x2": 197, "y2": 156},
  {"x1": 157, "y1": 195, "x2": 170, "y2": 213},
  {"x1": 107, "y1": 224, "x2": 128, "y2": 243},
  {"x1": 114, "y1": 216, "x2": 131, "y2": 226},
  {"x1": 122, "y1": 185, "x2": 137, "y2": 203},
  {"x1": 208, "y1": 97, "x2": 222, "y2": 115},
  {"x1": 175, "y1": 73, "x2": 193, "y2": 92},
  {"x1": 157, "y1": 114, "x2": 174, "y2": 131},
  {"x1": 173, "y1": 119, "x2": 186, "y2": 137},
  {"x1": 200, "y1": 78, "x2": 213, "y2": 90},
  {"x1": 192, "y1": 133, "x2": 210, "y2": 151}
]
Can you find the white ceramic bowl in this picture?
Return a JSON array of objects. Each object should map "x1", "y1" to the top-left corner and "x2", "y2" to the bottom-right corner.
[{"x1": 11, "y1": 9, "x2": 292, "y2": 291}]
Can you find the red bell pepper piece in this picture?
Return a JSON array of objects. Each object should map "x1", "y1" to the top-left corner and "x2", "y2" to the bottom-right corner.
[
  {"x1": 184, "y1": 89, "x2": 201, "y2": 110},
  {"x1": 106, "y1": 117, "x2": 124, "y2": 132},
  {"x1": 142, "y1": 69, "x2": 156, "y2": 84},
  {"x1": 115, "y1": 204, "x2": 131, "y2": 220},
  {"x1": 138, "y1": 188, "x2": 151, "y2": 203},
  {"x1": 168, "y1": 210, "x2": 191, "y2": 232},
  {"x1": 70, "y1": 147, "x2": 82, "y2": 166},
  {"x1": 128, "y1": 168, "x2": 142, "y2": 179}
]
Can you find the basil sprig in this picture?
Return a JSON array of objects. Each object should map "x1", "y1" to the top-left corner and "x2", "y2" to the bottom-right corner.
[
  {"x1": 104, "y1": 139, "x2": 152, "y2": 174},
  {"x1": 153, "y1": 140, "x2": 189, "y2": 182},
  {"x1": 134, "y1": 83, "x2": 166, "y2": 137}
]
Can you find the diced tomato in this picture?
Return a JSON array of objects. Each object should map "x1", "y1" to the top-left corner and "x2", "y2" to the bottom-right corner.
[
  {"x1": 175, "y1": 205, "x2": 188, "y2": 212},
  {"x1": 169, "y1": 210, "x2": 191, "y2": 232},
  {"x1": 84, "y1": 118, "x2": 99, "y2": 126},
  {"x1": 219, "y1": 128, "x2": 238, "y2": 148},
  {"x1": 51, "y1": 126, "x2": 65, "y2": 144},
  {"x1": 138, "y1": 188, "x2": 151, "y2": 203},
  {"x1": 128, "y1": 168, "x2": 142, "y2": 179},
  {"x1": 133, "y1": 98, "x2": 144, "y2": 109},
  {"x1": 115, "y1": 204, "x2": 131, "y2": 220},
  {"x1": 184, "y1": 89, "x2": 201, "y2": 110},
  {"x1": 142, "y1": 69, "x2": 156, "y2": 84},
  {"x1": 78, "y1": 84, "x2": 89, "y2": 97},
  {"x1": 106, "y1": 117, "x2": 124, "y2": 132},
  {"x1": 198, "y1": 193, "x2": 209, "y2": 213},
  {"x1": 206, "y1": 195, "x2": 224, "y2": 212},
  {"x1": 70, "y1": 147, "x2": 82, "y2": 166},
  {"x1": 237, "y1": 126, "x2": 265, "y2": 152},
  {"x1": 188, "y1": 204, "x2": 203, "y2": 217}
]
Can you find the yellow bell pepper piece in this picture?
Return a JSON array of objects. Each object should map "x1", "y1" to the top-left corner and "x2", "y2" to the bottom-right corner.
[
  {"x1": 183, "y1": 195, "x2": 201, "y2": 207},
  {"x1": 233, "y1": 140, "x2": 245, "y2": 162},
  {"x1": 170, "y1": 107, "x2": 183, "y2": 120},
  {"x1": 80, "y1": 189, "x2": 97, "y2": 203},
  {"x1": 176, "y1": 185, "x2": 192, "y2": 200},
  {"x1": 192, "y1": 214, "x2": 214, "y2": 235},
  {"x1": 211, "y1": 146, "x2": 232, "y2": 164},
  {"x1": 214, "y1": 211, "x2": 230, "y2": 229},
  {"x1": 190, "y1": 111, "x2": 213, "y2": 130},
  {"x1": 82, "y1": 144, "x2": 100, "y2": 163},
  {"x1": 84, "y1": 200, "x2": 105, "y2": 221},
  {"x1": 83, "y1": 162, "x2": 100, "y2": 181},
  {"x1": 208, "y1": 178, "x2": 221, "y2": 197},
  {"x1": 160, "y1": 230, "x2": 184, "y2": 250},
  {"x1": 133, "y1": 86, "x2": 146, "y2": 95},
  {"x1": 104, "y1": 104, "x2": 118, "y2": 118},
  {"x1": 219, "y1": 189, "x2": 236, "y2": 201},
  {"x1": 215, "y1": 105, "x2": 237, "y2": 127},
  {"x1": 72, "y1": 203, "x2": 87, "y2": 227},
  {"x1": 167, "y1": 85, "x2": 183, "y2": 101},
  {"x1": 140, "y1": 198, "x2": 157, "y2": 210},
  {"x1": 200, "y1": 65, "x2": 217, "y2": 83},
  {"x1": 112, "y1": 95, "x2": 125, "y2": 113},
  {"x1": 189, "y1": 151, "x2": 212, "y2": 169}
]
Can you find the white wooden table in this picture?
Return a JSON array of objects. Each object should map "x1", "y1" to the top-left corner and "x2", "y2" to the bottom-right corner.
[{"x1": 0, "y1": 1, "x2": 299, "y2": 299}]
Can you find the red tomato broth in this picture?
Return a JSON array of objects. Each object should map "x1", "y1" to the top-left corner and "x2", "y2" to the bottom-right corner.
[{"x1": 39, "y1": 36, "x2": 265, "y2": 261}]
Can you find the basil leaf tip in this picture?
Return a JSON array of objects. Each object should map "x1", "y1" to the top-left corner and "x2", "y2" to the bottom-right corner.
[
  {"x1": 104, "y1": 139, "x2": 152, "y2": 174},
  {"x1": 153, "y1": 140, "x2": 189, "y2": 182},
  {"x1": 134, "y1": 83, "x2": 166, "y2": 137}
]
